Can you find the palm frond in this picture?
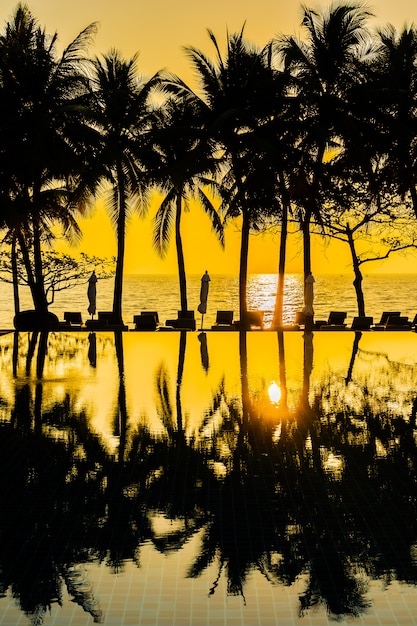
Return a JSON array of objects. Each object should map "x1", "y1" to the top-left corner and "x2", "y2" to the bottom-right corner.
[
  {"x1": 184, "y1": 45, "x2": 222, "y2": 103},
  {"x1": 153, "y1": 191, "x2": 176, "y2": 257},
  {"x1": 59, "y1": 22, "x2": 98, "y2": 66},
  {"x1": 207, "y1": 29, "x2": 226, "y2": 73},
  {"x1": 197, "y1": 188, "x2": 225, "y2": 247},
  {"x1": 102, "y1": 184, "x2": 120, "y2": 231}
]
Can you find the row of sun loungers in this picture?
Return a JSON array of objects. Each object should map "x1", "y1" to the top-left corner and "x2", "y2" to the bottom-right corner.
[
  {"x1": 296, "y1": 310, "x2": 417, "y2": 331},
  {"x1": 54, "y1": 309, "x2": 417, "y2": 331},
  {"x1": 133, "y1": 310, "x2": 265, "y2": 330},
  {"x1": 54, "y1": 309, "x2": 265, "y2": 331},
  {"x1": 13, "y1": 309, "x2": 417, "y2": 331}
]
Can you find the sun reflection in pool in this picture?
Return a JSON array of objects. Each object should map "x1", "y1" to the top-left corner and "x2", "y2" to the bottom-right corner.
[{"x1": 268, "y1": 381, "x2": 281, "y2": 405}]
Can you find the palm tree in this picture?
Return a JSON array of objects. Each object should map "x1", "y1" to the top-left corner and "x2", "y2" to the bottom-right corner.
[
  {"x1": 0, "y1": 4, "x2": 97, "y2": 322},
  {"x1": 149, "y1": 96, "x2": 224, "y2": 313},
  {"x1": 185, "y1": 28, "x2": 283, "y2": 327},
  {"x1": 275, "y1": 3, "x2": 373, "y2": 280},
  {"x1": 370, "y1": 24, "x2": 417, "y2": 218},
  {"x1": 88, "y1": 50, "x2": 159, "y2": 325}
]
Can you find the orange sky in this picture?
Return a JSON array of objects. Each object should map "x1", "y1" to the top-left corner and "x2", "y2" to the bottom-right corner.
[{"x1": 3, "y1": 0, "x2": 417, "y2": 274}]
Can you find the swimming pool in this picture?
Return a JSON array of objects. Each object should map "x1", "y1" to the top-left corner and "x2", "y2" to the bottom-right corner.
[{"x1": 1, "y1": 330, "x2": 417, "y2": 625}]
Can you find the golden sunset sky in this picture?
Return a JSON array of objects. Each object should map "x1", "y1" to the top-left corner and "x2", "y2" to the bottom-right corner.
[{"x1": 3, "y1": 0, "x2": 417, "y2": 274}]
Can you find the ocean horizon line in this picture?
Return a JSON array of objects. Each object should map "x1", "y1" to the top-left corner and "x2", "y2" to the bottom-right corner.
[{"x1": 123, "y1": 270, "x2": 417, "y2": 277}]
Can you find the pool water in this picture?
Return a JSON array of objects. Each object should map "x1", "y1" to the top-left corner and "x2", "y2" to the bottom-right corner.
[{"x1": 1, "y1": 329, "x2": 417, "y2": 625}]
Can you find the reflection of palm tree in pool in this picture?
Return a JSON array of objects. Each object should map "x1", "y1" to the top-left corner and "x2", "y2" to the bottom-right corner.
[
  {"x1": 273, "y1": 329, "x2": 291, "y2": 443},
  {"x1": 112, "y1": 331, "x2": 128, "y2": 463},
  {"x1": 25, "y1": 331, "x2": 40, "y2": 375},
  {"x1": 0, "y1": 368, "x2": 165, "y2": 617},
  {"x1": 291, "y1": 360, "x2": 417, "y2": 617},
  {"x1": 281, "y1": 334, "x2": 372, "y2": 616},
  {"x1": 4, "y1": 333, "x2": 417, "y2": 620},
  {"x1": 187, "y1": 331, "x2": 288, "y2": 599},
  {"x1": 345, "y1": 331, "x2": 362, "y2": 384},
  {"x1": 0, "y1": 413, "x2": 107, "y2": 623},
  {"x1": 149, "y1": 330, "x2": 212, "y2": 545},
  {"x1": 188, "y1": 333, "x2": 377, "y2": 617},
  {"x1": 103, "y1": 331, "x2": 158, "y2": 571},
  {"x1": 295, "y1": 331, "x2": 322, "y2": 472},
  {"x1": 154, "y1": 330, "x2": 187, "y2": 440},
  {"x1": 1, "y1": 334, "x2": 155, "y2": 618}
]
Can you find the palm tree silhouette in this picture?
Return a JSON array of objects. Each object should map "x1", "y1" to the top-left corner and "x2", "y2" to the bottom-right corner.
[
  {"x1": 150, "y1": 97, "x2": 224, "y2": 313},
  {"x1": 88, "y1": 50, "x2": 160, "y2": 325},
  {"x1": 185, "y1": 28, "x2": 282, "y2": 326},
  {"x1": 371, "y1": 24, "x2": 417, "y2": 218},
  {"x1": 276, "y1": 4, "x2": 373, "y2": 280},
  {"x1": 0, "y1": 5, "x2": 97, "y2": 321}
]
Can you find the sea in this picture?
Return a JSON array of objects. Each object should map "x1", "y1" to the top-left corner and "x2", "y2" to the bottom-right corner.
[{"x1": 1, "y1": 272, "x2": 417, "y2": 330}]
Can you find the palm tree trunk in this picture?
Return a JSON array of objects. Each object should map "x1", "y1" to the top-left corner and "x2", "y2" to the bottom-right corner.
[
  {"x1": 301, "y1": 205, "x2": 314, "y2": 331},
  {"x1": 175, "y1": 193, "x2": 188, "y2": 312},
  {"x1": 273, "y1": 172, "x2": 290, "y2": 327},
  {"x1": 346, "y1": 224, "x2": 366, "y2": 317},
  {"x1": 113, "y1": 169, "x2": 126, "y2": 325},
  {"x1": 302, "y1": 144, "x2": 325, "y2": 282},
  {"x1": 410, "y1": 181, "x2": 417, "y2": 220},
  {"x1": 11, "y1": 235, "x2": 20, "y2": 317},
  {"x1": 32, "y1": 219, "x2": 49, "y2": 317},
  {"x1": 17, "y1": 232, "x2": 36, "y2": 305},
  {"x1": 114, "y1": 331, "x2": 127, "y2": 463},
  {"x1": 239, "y1": 212, "x2": 250, "y2": 328},
  {"x1": 302, "y1": 206, "x2": 312, "y2": 281},
  {"x1": 176, "y1": 330, "x2": 187, "y2": 436},
  {"x1": 17, "y1": 220, "x2": 48, "y2": 324}
]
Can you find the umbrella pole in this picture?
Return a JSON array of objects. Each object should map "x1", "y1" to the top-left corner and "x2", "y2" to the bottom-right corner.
[{"x1": 201, "y1": 314, "x2": 204, "y2": 330}]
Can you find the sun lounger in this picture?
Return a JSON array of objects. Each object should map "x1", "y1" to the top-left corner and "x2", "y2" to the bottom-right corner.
[
  {"x1": 133, "y1": 313, "x2": 158, "y2": 330},
  {"x1": 295, "y1": 311, "x2": 306, "y2": 326},
  {"x1": 211, "y1": 310, "x2": 234, "y2": 330},
  {"x1": 384, "y1": 315, "x2": 411, "y2": 330},
  {"x1": 86, "y1": 311, "x2": 128, "y2": 330},
  {"x1": 247, "y1": 311, "x2": 264, "y2": 329},
  {"x1": 85, "y1": 319, "x2": 106, "y2": 329},
  {"x1": 98, "y1": 311, "x2": 114, "y2": 324},
  {"x1": 141, "y1": 311, "x2": 159, "y2": 324},
  {"x1": 175, "y1": 319, "x2": 196, "y2": 330},
  {"x1": 63, "y1": 311, "x2": 83, "y2": 328},
  {"x1": 177, "y1": 310, "x2": 195, "y2": 320},
  {"x1": 235, "y1": 311, "x2": 264, "y2": 330},
  {"x1": 165, "y1": 310, "x2": 196, "y2": 330},
  {"x1": 372, "y1": 311, "x2": 401, "y2": 330},
  {"x1": 350, "y1": 316, "x2": 373, "y2": 330},
  {"x1": 319, "y1": 311, "x2": 347, "y2": 330}
]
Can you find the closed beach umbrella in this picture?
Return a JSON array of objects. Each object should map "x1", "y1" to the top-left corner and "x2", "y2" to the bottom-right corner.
[
  {"x1": 197, "y1": 270, "x2": 210, "y2": 328},
  {"x1": 87, "y1": 270, "x2": 98, "y2": 318},
  {"x1": 303, "y1": 273, "x2": 315, "y2": 316}
]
